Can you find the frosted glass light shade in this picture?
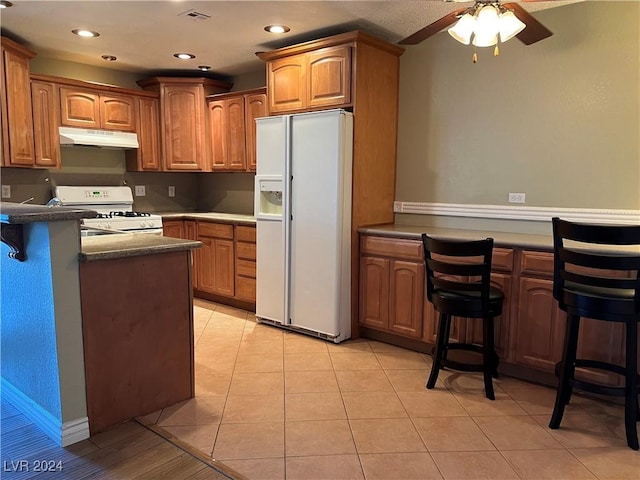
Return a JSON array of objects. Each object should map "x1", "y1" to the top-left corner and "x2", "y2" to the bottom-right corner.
[
  {"x1": 472, "y1": 32, "x2": 498, "y2": 47},
  {"x1": 474, "y1": 5, "x2": 500, "y2": 38},
  {"x1": 448, "y1": 13, "x2": 476, "y2": 45},
  {"x1": 499, "y1": 11, "x2": 526, "y2": 42}
]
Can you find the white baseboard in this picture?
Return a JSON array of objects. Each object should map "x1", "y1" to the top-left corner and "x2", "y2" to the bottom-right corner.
[
  {"x1": 394, "y1": 201, "x2": 640, "y2": 225},
  {"x1": 1, "y1": 378, "x2": 89, "y2": 447}
]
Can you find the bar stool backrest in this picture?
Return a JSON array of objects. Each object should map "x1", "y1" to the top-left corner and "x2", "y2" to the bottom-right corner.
[{"x1": 551, "y1": 217, "x2": 640, "y2": 321}]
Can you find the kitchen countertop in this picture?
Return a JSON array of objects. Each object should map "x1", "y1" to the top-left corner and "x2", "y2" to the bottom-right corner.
[
  {"x1": 80, "y1": 233, "x2": 202, "y2": 262},
  {"x1": 0, "y1": 202, "x2": 97, "y2": 224},
  {"x1": 160, "y1": 212, "x2": 256, "y2": 224},
  {"x1": 359, "y1": 224, "x2": 554, "y2": 250}
]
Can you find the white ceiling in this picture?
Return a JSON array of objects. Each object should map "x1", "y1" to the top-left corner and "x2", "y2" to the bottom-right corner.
[{"x1": 0, "y1": 0, "x2": 581, "y2": 79}]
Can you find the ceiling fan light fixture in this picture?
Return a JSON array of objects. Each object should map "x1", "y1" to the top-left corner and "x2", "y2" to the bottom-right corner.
[
  {"x1": 0, "y1": 1, "x2": 14, "y2": 8},
  {"x1": 472, "y1": 32, "x2": 498, "y2": 48},
  {"x1": 499, "y1": 10, "x2": 526, "y2": 43},
  {"x1": 448, "y1": 13, "x2": 476, "y2": 45}
]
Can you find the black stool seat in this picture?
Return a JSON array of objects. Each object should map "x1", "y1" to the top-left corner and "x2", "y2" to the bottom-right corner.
[
  {"x1": 421, "y1": 234, "x2": 504, "y2": 400},
  {"x1": 548, "y1": 217, "x2": 640, "y2": 450}
]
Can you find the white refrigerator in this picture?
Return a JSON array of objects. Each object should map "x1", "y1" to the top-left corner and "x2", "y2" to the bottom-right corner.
[{"x1": 254, "y1": 109, "x2": 353, "y2": 343}]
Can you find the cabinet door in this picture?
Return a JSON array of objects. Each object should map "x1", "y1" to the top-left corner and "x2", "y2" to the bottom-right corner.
[
  {"x1": 162, "y1": 85, "x2": 206, "y2": 170},
  {"x1": 244, "y1": 93, "x2": 267, "y2": 171},
  {"x1": 163, "y1": 220, "x2": 184, "y2": 238},
  {"x1": 514, "y1": 276, "x2": 565, "y2": 373},
  {"x1": 31, "y1": 81, "x2": 60, "y2": 168},
  {"x1": 60, "y1": 87, "x2": 100, "y2": 128},
  {"x1": 136, "y1": 97, "x2": 161, "y2": 170},
  {"x1": 198, "y1": 236, "x2": 216, "y2": 293},
  {"x1": 307, "y1": 46, "x2": 352, "y2": 109},
  {"x1": 213, "y1": 239, "x2": 235, "y2": 297},
  {"x1": 209, "y1": 100, "x2": 227, "y2": 170},
  {"x1": 359, "y1": 256, "x2": 390, "y2": 330},
  {"x1": 225, "y1": 97, "x2": 247, "y2": 171},
  {"x1": 268, "y1": 55, "x2": 306, "y2": 113},
  {"x1": 100, "y1": 94, "x2": 135, "y2": 131},
  {"x1": 184, "y1": 221, "x2": 199, "y2": 290},
  {"x1": 2, "y1": 48, "x2": 35, "y2": 166},
  {"x1": 389, "y1": 260, "x2": 424, "y2": 338}
]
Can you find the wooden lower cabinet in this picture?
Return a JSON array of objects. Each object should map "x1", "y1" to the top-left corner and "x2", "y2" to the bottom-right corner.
[
  {"x1": 359, "y1": 235, "x2": 631, "y2": 388},
  {"x1": 163, "y1": 218, "x2": 256, "y2": 305},
  {"x1": 359, "y1": 236, "x2": 424, "y2": 339}
]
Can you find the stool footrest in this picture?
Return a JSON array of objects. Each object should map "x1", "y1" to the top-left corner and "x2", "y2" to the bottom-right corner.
[{"x1": 554, "y1": 360, "x2": 640, "y2": 398}]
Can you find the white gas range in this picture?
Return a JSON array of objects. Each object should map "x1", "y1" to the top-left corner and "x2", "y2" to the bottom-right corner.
[{"x1": 54, "y1": 186, "x2": 163, "y2": 236}]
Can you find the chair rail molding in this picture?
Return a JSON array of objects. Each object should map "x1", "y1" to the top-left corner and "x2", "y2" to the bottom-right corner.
[{"x1": 394, "y1": 202, "x2": 640, "y2": 225}]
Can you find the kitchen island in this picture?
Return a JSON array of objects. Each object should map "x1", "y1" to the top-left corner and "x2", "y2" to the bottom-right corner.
[{"x1": 1, "y1": 202, "x2": 201, "y2": 444}]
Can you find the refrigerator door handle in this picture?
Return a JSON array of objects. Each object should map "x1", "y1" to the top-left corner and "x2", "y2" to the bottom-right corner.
[{"x1": 283, "y1": 115, "x2": 292, "y2": 326}]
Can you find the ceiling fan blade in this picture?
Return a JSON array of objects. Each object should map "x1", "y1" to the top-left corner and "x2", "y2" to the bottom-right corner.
[
  {"x1": 504, "y1": 2, "x2": 553, "y2": 45},
  {"x1": 399, "y1": 7, "x2": 468, "y2": 45}
]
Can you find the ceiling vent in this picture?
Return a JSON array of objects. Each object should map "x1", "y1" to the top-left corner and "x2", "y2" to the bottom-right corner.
[{"x1": 178, "y1": 9, "x2": 211, "y2": 21}]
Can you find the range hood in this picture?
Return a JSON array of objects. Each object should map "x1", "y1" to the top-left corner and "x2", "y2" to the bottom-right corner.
[{"x1": 59, "y1": 126, "x2": 139, "y2": 149}]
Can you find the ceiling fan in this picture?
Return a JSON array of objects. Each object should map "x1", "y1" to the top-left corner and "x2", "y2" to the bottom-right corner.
[{"x1": 399, "y1": 0, "x2": 553, "y2": 47}]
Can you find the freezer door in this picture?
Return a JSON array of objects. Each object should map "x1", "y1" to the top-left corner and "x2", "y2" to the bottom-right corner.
[
  {"x1": 255, "y1": 116, "x2": 287, "y2": 323},
  {"x1": 288, "y1": 110, "x2": 353, "y2": 340}
]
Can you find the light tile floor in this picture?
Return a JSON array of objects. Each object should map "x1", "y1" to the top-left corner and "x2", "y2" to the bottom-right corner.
[{"x1": 139, "y1": 299, "x2": 640, "y2": 480}]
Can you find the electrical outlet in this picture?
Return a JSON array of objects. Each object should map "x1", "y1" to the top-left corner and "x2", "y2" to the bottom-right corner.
[
  {"x1": 135, "y1": 185, "x2": 146, "y2": 197},
  {"x1": 508, "y1": 192, "x2": 526, "y2": 204},
  {"x1": 1, "y1": 185, "x2": 11, "y2": 199},
  {"x1": 168, "y1": 186, "x2": 175, "y2": 197}
]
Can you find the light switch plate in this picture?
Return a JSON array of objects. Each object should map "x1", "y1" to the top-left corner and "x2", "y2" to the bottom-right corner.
[
  {"x1": 135, "y1": 185, "x2": 146, "y2": 197},
  {"x1": 168, "y1": 186, "x2": 175, "y2": 197},
  {"x1": 1, "y1": 185, "x2": 11, "y2": 199}
]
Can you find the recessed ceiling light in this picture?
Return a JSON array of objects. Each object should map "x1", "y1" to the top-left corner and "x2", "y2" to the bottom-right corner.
[
  {"x1": 0, "y1": 1, "x2": 14, "y2": 8},
  {"x1": 264, "y1": 25, "x2": 290, "y2": 34},
  {"x1": 72, "y1": 29, "x2": 100, "y2": 38},
  {"x1": 198, "y1": 65, "x2": 211, "y2": 71},
  {"x1": 173, "y1": 53, "x2": 196, "y2": 60},
  {"x1": 101, "y1": 55, "x2": 117, "y2": 62}
]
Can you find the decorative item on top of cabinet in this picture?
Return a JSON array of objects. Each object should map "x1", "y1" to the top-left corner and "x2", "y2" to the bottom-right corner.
[
  {"x1": 31, "y1": 80, "x2": 61, "y2": 169},
  {"x1": 359, "y1": 235, "x2": 424, "y2": 338},
  {"x1": 125, "y1": 96, "x2": 161, "y2": 171},
  {"x1": 207, "y1": 88, "x2": 266, "y2": 172},
  {"x1": 1, "y1": 36, "x2": 36, "y2": 168},
  {"x1": 137, "y1": 77, "x2": 232, "y2": 172},
  {"x1": 59, "y1": 86, "x2": 136, "y2": 132}
]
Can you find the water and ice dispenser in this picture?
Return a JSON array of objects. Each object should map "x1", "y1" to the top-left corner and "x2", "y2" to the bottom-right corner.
[{"x1": 256, "y1": 177, "x2": 283, "y2": 218}]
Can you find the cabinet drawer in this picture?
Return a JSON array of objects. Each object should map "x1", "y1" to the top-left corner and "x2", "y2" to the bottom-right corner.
[
  {"x1": 236, "y1": 259, "x2": 256, "y2": 278},
  {"x1": 236, "y1": 225, "x2": 256, "y2": 243},
  {"x1": 360, "y1": 236, "x2": 423, "y2": 261},
  {"x1": 236, "y1": 242, "x2": 256, "y2": 261},
  {"x1": 198, "y1": 222, "x2": 234, "y2": 239},
  {"x1": 236, "y1": 276, "x2": 256, "y2": 301},
  {"x1": 493, "y1": 248, "x2": 514, "y2": 272},
  {"x1": 520, "y1": 250, "x2": 553, "y2": 277}
]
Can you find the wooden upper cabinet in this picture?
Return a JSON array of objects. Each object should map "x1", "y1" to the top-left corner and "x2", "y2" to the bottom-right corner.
[
  {"x1": 126, "y1": 96, "x2": 161, "y2": 171},
  {"x1": 100, "y1": 94, "x2": 135, "y2": 131},
  {"x1": 31, "y1": 80, "x2": 60, "y2": 168},
  {"x1": 244, "y1": 92, "x2": 267, "y2": 171},
  {"x1": 60, "y1": 87, "x2": 135, "y2": 131},
  {"x1": 1, "y1": 37, "x2": 36, "y2": 167},
  {"x1": 264, "y1": 47, "x2": 351, "y2": 114},
  {"x1": 307, "y1": 46, "x2": 351, "y2": 109},
  {"x1": 137, "y1": 77, "x2": 232, "y2": 172},
  {"x1": 268, "y1": 55, "x2": 307, "y2": 114},
  {"x1": 207, "y1": 88, "x2": 266, "y2": 172}
]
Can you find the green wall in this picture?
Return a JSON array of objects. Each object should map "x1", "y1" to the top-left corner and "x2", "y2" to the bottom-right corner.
[{"x1": 396, "y1": 1, "x2": 639, "y2": 210}]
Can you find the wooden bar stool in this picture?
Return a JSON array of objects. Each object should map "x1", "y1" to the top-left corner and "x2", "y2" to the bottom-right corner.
[
  {"x1": 548, "y1": 217, "x2": 640, "y2": 450},
  {"x1": 421, "y1": 234, "x2": 504, "y2": 400}
]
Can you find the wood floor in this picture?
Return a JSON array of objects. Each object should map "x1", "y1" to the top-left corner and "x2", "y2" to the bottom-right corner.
[{"x1": 0, "y1": 398, "x2": 236, "y2": 480}]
